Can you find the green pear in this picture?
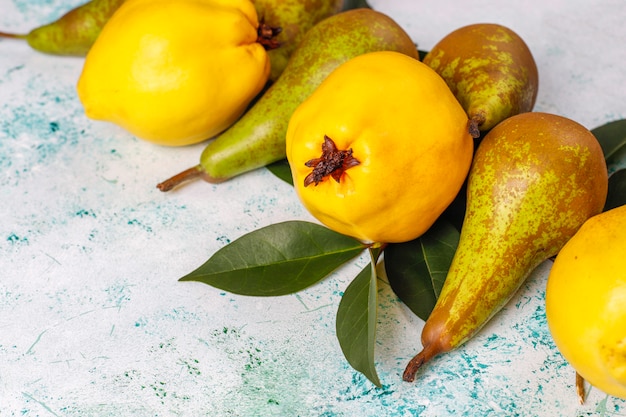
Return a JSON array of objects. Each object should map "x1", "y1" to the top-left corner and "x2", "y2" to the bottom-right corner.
[
  {"x1": 157, "y1": 8, "x2": 419, "y2": 191},
  {"x1": 254, "y1": 0, "x2": 345, "y2": 81},
  {"x1": 403, "y1": 112, "x2": 608, "y2": 382},
  {"x1": 423, "y1": 23, "x2": 539, "y2": 137},
  {"x1": 0, "y1": 0, "x2": 126, "y2": 55}
]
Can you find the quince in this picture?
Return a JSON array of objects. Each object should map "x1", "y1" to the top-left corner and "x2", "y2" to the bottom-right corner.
[
  {"x1": 286, "y1": 51, "x2": 474, "y2": 243},
  {"x1": 77, "y1": 0, "x2": 272, "y2": 146}
]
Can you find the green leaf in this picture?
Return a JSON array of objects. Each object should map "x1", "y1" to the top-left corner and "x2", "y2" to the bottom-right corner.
[
  {"x1": 591, "y1": 119, "x2": 626, "y2": 165},
  {"x1": 336, "y1": 248, "x2": 381, "y2": 387},
  {"x1": 343, "y1": 0, "x2": 371, "y2": 9},
  {"x1": 180, "y1": 221, "x2": 365, "y2": 296},
  {"x1": 384, "y1": 220, "x2": 460, "y2": 321},
  {"x1": 604, "y1": 168, "x2": 626, "y2": 211},
  {"x1": 266, "y1": 159, "x2": 293, "y2": 186}
]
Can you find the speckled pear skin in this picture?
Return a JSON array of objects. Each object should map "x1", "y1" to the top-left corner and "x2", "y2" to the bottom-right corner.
[
  {"x1": 197, "y1": 8, "x2": 419, "y2": 183},
  {"x1": 254, "y1": 0, "x2": 345, "y2": 81},
  {"x1": 11, "y1": 0, "x2": 126, "y2": 55},
  {"x1": 423, "y1": 23, "x2": 538, "y2": 133},
  {"x1": 403, "y1": 112, "x2": 608, "y2": 382}
]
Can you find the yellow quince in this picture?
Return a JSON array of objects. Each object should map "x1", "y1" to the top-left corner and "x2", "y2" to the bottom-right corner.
[
  {"x1": 286, "y1": 51, "x2": 474, "y2": 244},
  {"x1": 76, "y1": 0, "x2": 273, "y2": 146}
]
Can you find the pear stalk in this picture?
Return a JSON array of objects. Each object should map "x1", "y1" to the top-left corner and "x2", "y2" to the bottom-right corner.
[
  {"x1": 157, "y1": 166, "x2": 208, "y2": 192},
  {"x1": 576, "y1": 372, "x2": 586, "y2": 404},
  {"x1": 402, "y1": 343, "x2": 441, "y2": 382},
  {"x1": 0, "y1": 32, "x2": 28, "y2": 39}
]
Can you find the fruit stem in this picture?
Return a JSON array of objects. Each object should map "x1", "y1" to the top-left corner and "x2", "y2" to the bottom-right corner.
[
  {"x1": 576, "y1": 372, "x2": 586, "y2": 404},
  {"x1": 402, "y1": 342, "x2": 441, "y2": 382},
  {"x1": 0, "y1": 31, "x2": 28, "y2": 40},
  {"x1": 468, "y1": 116, "x2": 482, "y2": 139},
  {"x1": 156, "y1": 165, "x2": 206, "y2": 192}
]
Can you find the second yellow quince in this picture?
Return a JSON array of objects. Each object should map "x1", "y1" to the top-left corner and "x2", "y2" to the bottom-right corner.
[{"x1": 77, "y1": 0, "x2": 272, "y2": 146}]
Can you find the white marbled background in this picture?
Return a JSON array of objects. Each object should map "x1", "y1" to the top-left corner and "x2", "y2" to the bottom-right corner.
[{"x1": 1, "y1": 0, "x2": 625, "y2": 415}]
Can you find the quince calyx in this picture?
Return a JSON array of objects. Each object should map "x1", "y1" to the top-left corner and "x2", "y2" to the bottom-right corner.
[{"x1": 304, "y1": 135, "x2": 361, "y2": 187}]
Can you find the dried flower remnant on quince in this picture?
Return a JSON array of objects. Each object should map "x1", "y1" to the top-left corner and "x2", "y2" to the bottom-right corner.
[{"x1": 304, "y1": 135, "x2": 360, "y2": 187}]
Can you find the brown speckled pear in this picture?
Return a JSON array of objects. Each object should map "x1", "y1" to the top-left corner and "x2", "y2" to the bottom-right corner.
[
  {"x1": 403, "y1": 112, "x2": 608, "y2": 382},
  {"x1": 423, "y1": 23, "x2": 538, "y2": 136},
  {"x1": 0, "y1": 0, "x2": 126, "y2": 55},
  {"x1": 157, "y1": 8, "x2": 419, "y2": 191}
]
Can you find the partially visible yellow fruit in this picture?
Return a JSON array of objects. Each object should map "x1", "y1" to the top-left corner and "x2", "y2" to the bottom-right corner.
[
  {"x1": 286, "y1": 51, "x2": 474, "y2": 244},
  {"x1": 77, "y1": 0, "x2": 271, "y2": 146},
  {"x1": 546, "y1": 204, "x2": 626, "y2": 400}
]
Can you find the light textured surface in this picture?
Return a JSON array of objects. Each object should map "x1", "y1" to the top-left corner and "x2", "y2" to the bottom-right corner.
[{"x1": 1, "y1": 0, "x2": 625, "y2": 416}]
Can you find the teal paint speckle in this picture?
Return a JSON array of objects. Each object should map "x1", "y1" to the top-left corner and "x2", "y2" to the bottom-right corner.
[
  {"x1": 74, "y1": 209, "x2": 96, "y2": 218},
  {"x1": 6, "y1": 233, "x2": 28, "y2": 244}
]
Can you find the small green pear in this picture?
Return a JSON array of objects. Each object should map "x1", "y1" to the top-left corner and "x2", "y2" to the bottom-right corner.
[
  {"x1": 0, "y1": 0, "x2": 126, "y2": 55},
  {"x1": 157, "y1": 8, "x2": 419, "y2": 191},
  {"x1": 403, "y1": 112, "x2": 608, "y2": 382},
  {"x1": 254, "y1": 0, "x2": 345, "y2": 81},
  {"x1": 423, "y1": 23, "x2": 538, "y2": 136}
]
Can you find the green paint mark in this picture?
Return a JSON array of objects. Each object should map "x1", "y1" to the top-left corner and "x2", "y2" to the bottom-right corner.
[
  {"x1": 151, "y1": 381, "x2": 168, "y2": 403},
  {"x1": 75, "y1": 209, "x2": 96, "y2": 218},
  {"x1": 295, "y1": 294, "x2": 309, "y2": 310},
  {"x1": 26, "y1": 329, "x2": 48, "y2": 355},
  {"x1": 22, "y1": 392, "x2": 60, "y2": 417},
  {"x1": 179, "y1": 358, "x2": 201, "y2": 376},
  {"x1": 299, "y1": 303, "x2": 334, "y2": 314},
  {"x1": 7, "y1": 233, "x2": 28, "y2": 245}
]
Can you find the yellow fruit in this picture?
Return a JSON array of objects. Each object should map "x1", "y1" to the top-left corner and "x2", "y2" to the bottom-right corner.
[
  {"x1": 286, "y1": 51, "x2": 474, "y2": 244},
  {"x1": 76, "y1": 0, "x2": 271, "y2": 146},
  {"x1": 546, "y1": 204, "x2": 626, "y2": 400}
]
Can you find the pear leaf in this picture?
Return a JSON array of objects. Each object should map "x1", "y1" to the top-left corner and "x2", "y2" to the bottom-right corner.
[
  {"x1": 343, "y1": 0, "x2": 371, "y2": 9},
  {"x1": 336, "y1": 248, "x2": 381, "y2": 387},
  {"x1": 604, "y1": 168, "x2": 626, "y2": 211},
  {"x1": 384, "y1": 220, "x2": 460, "y2": 321},
  {"x1": 591, "y1": 119, "x2": 626, "y2": 166},
  {"x1": 180, "y1": 221, "x2": 365, "y2": 296},
  {"x1": 266, "y1": 159, "x2": 293, "y2": 185}
]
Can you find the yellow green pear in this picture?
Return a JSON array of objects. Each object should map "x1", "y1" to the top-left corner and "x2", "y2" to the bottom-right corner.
[
  {"x1": 423, "y1": 23, "x2": 538, "y2": 136},
  {"x1": 0, "y1": 0, "x2": 126, "y2": 55},
  {"x1": 403, "y1": 112, "x2": 608, "y2": 382}
]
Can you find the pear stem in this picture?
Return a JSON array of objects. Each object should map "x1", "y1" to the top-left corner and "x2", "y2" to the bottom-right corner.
[
  {"x1": 576, "y1": 372, "x2": 586, "y2": 404},
  {"x1": 156, "y1": 165, "x2": 205, "y2": 192},
  {"x1": 402, "y1": 342, "x2": 442, "y2": 382},
  {"x1": 468, "y1": 115, "x2": 482, "y2": 139},
  {"x1": 0, "y1": 31, "x2": 28, "y2": 40}
]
